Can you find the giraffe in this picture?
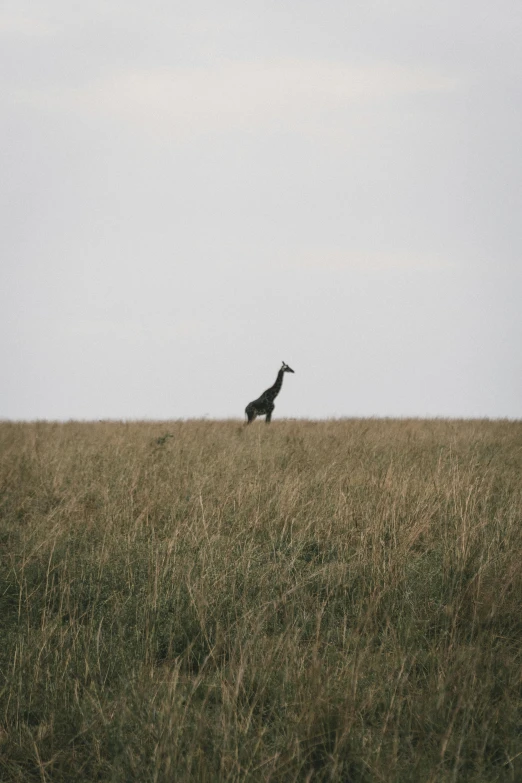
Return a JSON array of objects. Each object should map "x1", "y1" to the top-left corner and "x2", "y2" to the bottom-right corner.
[{"x1": 245, "y1": 362, "x2": 295, "y2": 423}]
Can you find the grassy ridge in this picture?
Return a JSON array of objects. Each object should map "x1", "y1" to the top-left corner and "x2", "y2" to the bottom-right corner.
[{"x1": 0, "y1": 419, "x2": 521, "y2": 782}]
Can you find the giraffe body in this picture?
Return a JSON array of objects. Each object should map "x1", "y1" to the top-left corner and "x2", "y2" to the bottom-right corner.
[{"x1": 245, "y1": 362, "x2": 295, "y2": 423}]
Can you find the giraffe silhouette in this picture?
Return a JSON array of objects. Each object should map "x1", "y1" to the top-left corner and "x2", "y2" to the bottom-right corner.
[{"x1": 245, "y1": 362, "x2": 295, "y2": 423}]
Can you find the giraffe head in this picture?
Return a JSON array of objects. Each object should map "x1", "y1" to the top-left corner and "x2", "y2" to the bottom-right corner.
[{"x1": 281, "y1": 361, "x2": 295, "y2": 373}]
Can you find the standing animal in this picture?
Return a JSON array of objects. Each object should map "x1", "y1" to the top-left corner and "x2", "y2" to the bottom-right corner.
[{"x1": 245, "y1": 362, "x2": 295, "y2": 423}]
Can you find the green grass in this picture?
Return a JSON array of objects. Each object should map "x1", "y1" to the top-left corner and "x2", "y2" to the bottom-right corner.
[{"x1": 0, "y1": 419, "x2": 521, "y2": 781}]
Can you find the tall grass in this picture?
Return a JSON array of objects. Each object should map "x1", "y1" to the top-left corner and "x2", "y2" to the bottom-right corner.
[{"x1": 0, "y1": 419, "x2": 521, "y2": 781}]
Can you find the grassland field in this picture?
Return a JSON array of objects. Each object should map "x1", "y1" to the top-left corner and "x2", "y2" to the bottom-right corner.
[{"x1": 0, "y1": 418, "x2": 521, "y2": 782}]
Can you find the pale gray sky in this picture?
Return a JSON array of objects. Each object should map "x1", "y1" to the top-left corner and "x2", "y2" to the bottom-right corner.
[{"x1": 1, "y1": 1, "x2": 521, "y2": 419}]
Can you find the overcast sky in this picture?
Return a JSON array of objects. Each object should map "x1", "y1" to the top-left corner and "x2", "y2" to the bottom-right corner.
[{"x1": 1, "y1": 1, "x2": 521, "y2": 420}]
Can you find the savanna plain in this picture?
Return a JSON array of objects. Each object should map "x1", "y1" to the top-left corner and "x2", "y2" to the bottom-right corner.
[{"x1": 0, "y1": 418, "x2": 521, "y2": 782}]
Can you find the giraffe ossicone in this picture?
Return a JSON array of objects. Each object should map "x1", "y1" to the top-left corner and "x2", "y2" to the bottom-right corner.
[{"x1": 245, "y1": 361, "x2": 295, "y2": 424}]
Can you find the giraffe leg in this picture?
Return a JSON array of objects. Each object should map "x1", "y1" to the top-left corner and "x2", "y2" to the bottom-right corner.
[
  {"x1": 265, "y1": 404, "x2": 274, "y2": 423},
  {"x1": 245, "y1": 403, "x2": 257, "y2": 424}
]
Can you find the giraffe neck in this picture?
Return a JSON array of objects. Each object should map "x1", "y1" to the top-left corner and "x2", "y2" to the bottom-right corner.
[{"x1": 265, "y1": 369, "x2": 285, "y2": 402}]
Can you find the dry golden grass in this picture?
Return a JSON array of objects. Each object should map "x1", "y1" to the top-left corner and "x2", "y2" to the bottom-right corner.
[{"x1": 0, "y1": 418, "x2": 521, "y2": 782}]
